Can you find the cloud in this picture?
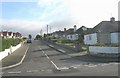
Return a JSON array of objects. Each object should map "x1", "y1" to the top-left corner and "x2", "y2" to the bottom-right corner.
[
  {"x1": 37, "y1": 0, "x2": 118, "y2": 28},
  {"x1": 37, "y1": 0, "x2": 69, "y2": 22},
  {"x1": 1, "y1": 19, "x2": 47, "y2": 30},
  {"x1": 1, "y1": 0, "x2": 37, "y2": 2},
  {"x1": 37, "y1": 0, "x2": 76, "y2": 30},
  {"x1": 62, "y1": 0, "x2": 118, "y2": 26},
  {"x1": 0, "y1": 19, "x2": 47, "y2": 36},
  {"x1": 1, "y1": 0, "x2": 119, "y2": 37}
]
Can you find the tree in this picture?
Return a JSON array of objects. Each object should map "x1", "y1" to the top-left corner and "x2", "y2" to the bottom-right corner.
[
  {"x1": 28, "y1": 34, "x2": 32, "y2": 39},
  {"x1": 35, "y1": 34, "x2": 41, "y2": 40}
]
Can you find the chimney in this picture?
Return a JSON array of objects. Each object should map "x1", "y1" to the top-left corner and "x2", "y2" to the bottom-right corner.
[
  {"x1": 74, "y1": 25, "x2": 77, "y2": 32},
  {"x1": 64, "y1": 28, "x2": 66, "y2": 32},
  {"x1": 110, "y1": 17, "x2": 115, "y2": 22}
]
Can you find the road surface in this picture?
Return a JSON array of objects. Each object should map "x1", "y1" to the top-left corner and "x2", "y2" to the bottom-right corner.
[{"x1": 2, "y1": 40, "x2": 119, "y2": 76}]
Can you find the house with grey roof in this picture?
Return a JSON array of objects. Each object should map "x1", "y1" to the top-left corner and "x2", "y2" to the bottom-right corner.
[
  {"x1": 51, "y1": 30, "x2": 64, "y2": 38},
  {"x1": 8, "y1": 32, "x2": 13, "y2": 38},
  {"x1": 64, "y1": 25, "x2": 78, "y2": 40},
  {"x1": 74, "y1": 26, "x2": 92, "y2": 42},
  {"x1": 65, "y1": 25, "x2": 91, "y2": 41},
  {"x1": 1, "y1": 31, "x2": 9, "y2": 38},
  {"x1": 84, "y1": 17, "x2": 120, "y2": 45},
  {"x1": 0, "y1": 31, "x2": 22, "y2": 39}
]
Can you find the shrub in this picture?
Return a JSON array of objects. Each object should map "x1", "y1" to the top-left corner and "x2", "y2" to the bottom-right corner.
[
  {"x1": 61, "y1": 39, "x2": 72, "y2": 44},
  {"x1": 109, "y1": 43, "x2": 120, "y2": 47},
  {"x1": 51, "y1": 39, "x2": 58, "y2": 43}
]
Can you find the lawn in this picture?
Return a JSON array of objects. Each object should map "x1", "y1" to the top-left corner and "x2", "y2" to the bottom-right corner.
[
  {"x1": 50, "y1": 37, "x2": 88, "y2": 51},
  {"x1": 0, "y1": 38, "x2": 22, "y2": 51}
]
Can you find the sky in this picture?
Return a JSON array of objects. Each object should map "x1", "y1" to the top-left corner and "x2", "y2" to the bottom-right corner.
[{"x1": 0, "y1": 0, "x2": 119, "y2": 37}]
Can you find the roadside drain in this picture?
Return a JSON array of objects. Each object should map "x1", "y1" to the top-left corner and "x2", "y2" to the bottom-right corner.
[
  {"x1": 27, "y1": 70, "x2": 39, "y2": 73},
  {"x1": 52, "y1": 66, "x2": 79, "y2": 73},
  {"x1": 26, "y1": 69, "x2": 52, "y2": 73}
]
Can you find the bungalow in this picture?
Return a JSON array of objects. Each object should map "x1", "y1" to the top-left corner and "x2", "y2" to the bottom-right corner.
[
  {"x1": 13, "y1": 32, "x2": 16, "y2": 38},
  {"x1": 74, "y1": 26, "x2": 91, "y2": 42},
  {"x1": 0, "y1": 31, "x2": 22, "y2": 39},
  {"x1": 66, "y1": 25, "x2": 91, "y2": 41},
  {"x1": 8, "y1": 32, "x2": 13, "y2": 38},
  {"x1": 16, "y1": 32, "x2": 22, "y2": 38},
  {"x1": 84, "y1": 17, "x2": 120, "y2": 45},
  {"x1": 51, "y1": 30, "x2": 64, "y2": 38},
  {"x1": 2, "y1": 31, "x2": 8, "y2": 38},
  {"x1": 64, "y1": 28, "x2": 76, "y2": 40}
]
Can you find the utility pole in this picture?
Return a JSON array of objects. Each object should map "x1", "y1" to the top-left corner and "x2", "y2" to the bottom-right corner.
[
  {"x1": 47, "y1": 25, "x2": 48, "y2": 35},
  {"x1": 50, "y1": 26, "x2": 51, "y2": 33}
]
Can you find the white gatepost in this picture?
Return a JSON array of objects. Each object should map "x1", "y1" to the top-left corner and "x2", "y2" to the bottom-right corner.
[{"x1": 9, "y1": 45, "x2": 12, "y2": 54}]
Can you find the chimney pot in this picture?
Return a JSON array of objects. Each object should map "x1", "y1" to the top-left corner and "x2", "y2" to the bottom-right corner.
[
  {"x1": 64, "y1": 28, "x2": 66, "y2": 31},
  {"x1": 74, "y1": 25, "x2": 77, "y2": 32},
  {"x1": 110, "y1": 17, "x2": 115, "y2": 22}
]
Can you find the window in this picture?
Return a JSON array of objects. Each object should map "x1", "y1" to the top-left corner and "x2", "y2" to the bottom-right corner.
[
  {"x1": 70, "y1": 35, "x2": 72, "y2": 39},
  {"x1": 89, "y1": 35, "x2": 92, "y2": 40}
]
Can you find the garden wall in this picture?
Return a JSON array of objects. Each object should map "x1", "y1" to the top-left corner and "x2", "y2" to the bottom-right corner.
[
  {"x1": 88, "y1": 46, "x2": 119, "y2": 57},
  {"x1": 0, "y1": 43, "x2": 22, "y2": 60}
]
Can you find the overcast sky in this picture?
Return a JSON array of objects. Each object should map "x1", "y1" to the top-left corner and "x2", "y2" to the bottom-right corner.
[{"x1": 0, "y1": 0, "x2": 119, "y2": 37}]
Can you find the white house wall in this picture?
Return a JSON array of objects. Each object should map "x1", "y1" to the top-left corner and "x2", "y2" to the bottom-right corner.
[
  {"x1": 111, "y1": 33, "x2": 120, "y2": 43},
  {"x1": 84, "y1": 33, "x2": 97, "y2": 44},
  {"x1": 66, "y1": 34, "x2": 78, "y2": 40}
]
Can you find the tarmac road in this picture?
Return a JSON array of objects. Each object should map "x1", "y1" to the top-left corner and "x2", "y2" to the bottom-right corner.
[{"x1": 1, "y1": 40, "x2": 119, "y2": 76}]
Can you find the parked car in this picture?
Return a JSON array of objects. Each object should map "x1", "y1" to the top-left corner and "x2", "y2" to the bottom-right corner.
[{"x1": 27, "y1": 39, "x2": 32, "y2": 43}]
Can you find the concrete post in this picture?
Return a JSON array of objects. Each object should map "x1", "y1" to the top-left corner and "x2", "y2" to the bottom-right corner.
[{"x1": 10, "y1": 45, "x2": 12, "y2": 54}]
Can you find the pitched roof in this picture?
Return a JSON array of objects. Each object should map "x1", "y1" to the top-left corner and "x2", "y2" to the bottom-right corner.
[
  {"x1": 13, "y1": 32, "x2": 16, "y2": 36},
  {"x1": 8, "y1": 32, "x2": 12, "y2": 36},
  {"x1": 16, "y1": 32, "x2": 21, "y2": 37},
  {"x1": 2, "y1": 31, "x2": 8, "y2": 36},
  {"x1": 64, "y1": 28, "x2": 74, "y2": 35},
  {"x1": 52, "y1": 31, "x2": 64, "y2": 36},
  {"x1": 88, "y1": 21, "x2": 119, "y2": 34},
  {"x1": 75, "y1": 26, "x2": 92, "y2": 34}
]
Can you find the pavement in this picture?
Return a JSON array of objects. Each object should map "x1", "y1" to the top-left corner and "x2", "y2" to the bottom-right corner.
[{"x1": 0, "y1": 43, "x2": 29, "y2": 69}]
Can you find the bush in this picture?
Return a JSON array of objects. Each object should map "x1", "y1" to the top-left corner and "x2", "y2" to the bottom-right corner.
[
  {"x1": 61, "y1": 39, "x2": 72, "y2": 43},
  {"x1": 109, "y1": 43, "x2": 120, "y2": 47},
  {"x1": 92, "y1": 43, "x2": 106, "y2": 47},
  {"x1": 51, "y1": 39, "x2": 58, "y2": 43}
]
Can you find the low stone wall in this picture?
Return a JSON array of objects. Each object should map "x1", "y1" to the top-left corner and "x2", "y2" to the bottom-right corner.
[
  {"x1": 88, "y1": 46, "x2": 119, "y2": 57},
  {"x1": 0, "y1": 50, "x2": 9, "y2": 60},
  {"x1": 0, "y1": 43, "x2": 22, "y2": 60}
]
